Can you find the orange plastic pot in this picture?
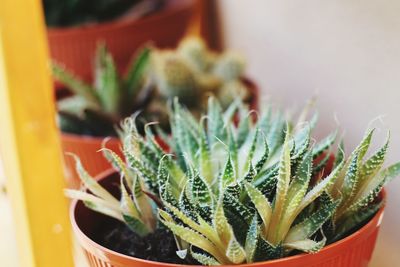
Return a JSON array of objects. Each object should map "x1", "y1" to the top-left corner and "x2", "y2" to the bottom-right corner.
[
  {"x1": 71, "y1": 170, "x2": 386, "y2": 267},
  {"x1": 47, "y1": 0, "x2": 196, "y2": 84}
]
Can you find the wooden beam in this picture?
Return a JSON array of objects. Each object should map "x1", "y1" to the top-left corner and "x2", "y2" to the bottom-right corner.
[{"x1": 0, "y1": 0, "x2": 74, "y2": 266}]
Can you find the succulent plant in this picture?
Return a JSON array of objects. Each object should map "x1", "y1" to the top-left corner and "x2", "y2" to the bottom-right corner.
[
  {"x1": 55, "y1": 37, "x2": 254, "y2": 137},
  {"x1": 66, "y1": 98, "x2": 400, "y2": 265},
  {"x1": 43, "y1": 0, "x2": 164, "y2": 27},
  {"x1": 54, "y1": 44, "x2": 153, "y2": 136}
]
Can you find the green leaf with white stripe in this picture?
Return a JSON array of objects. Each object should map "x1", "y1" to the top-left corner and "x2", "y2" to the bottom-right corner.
[
  {"x1": 285, "y1": 198, "x2": 338, "y2": 243},
  {"x1": 244, "y1": 182, "x2": 272, "y2": 233},
  {"x1": 245, "y1": 215, "x2": 259, "y2": 263}
]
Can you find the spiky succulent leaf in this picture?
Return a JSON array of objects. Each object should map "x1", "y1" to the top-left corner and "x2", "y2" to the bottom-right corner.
[
  {"x1": 244, "y1": 182, "x2": 272, "y2": 232},
  {"x1": 191, "y1": 251, "x2": 221, "y2": 266},
  {"x1": 64, "y1": 189, "x2": 121, "y2": 221},
  {"x1": 312, "y1": 131, "x2": 337, "y2": 159},
  {"x1": 94, "y1": 44, "x2": 121, "y2": 115},
  {"x1": 207, "y1": 97, "x2": 227, "y2": 146},
  {"x1": 267, "y1": 133, "x2": 291, "y2": 245},
  {"x1": 220, "y1": 155, "x2": 236, "y2": 190},
  {"x1": 253, "y1": 237, "x2": 283, "y2": 262},
  {"x1": 245, "y1": 215, "x2": 259, "y2": 263},
  {"x1": 68, "y1": 153, "x2": 119, "y2": 205},
  {"x1": 333, "y1": 201, "x2": 383, "y2": 242},
  {"x1": 125, "y1": 47, "x2": 151, "y2": 98},
  {"x1": 52, "y1": 63, "x2": 99, "y2": 105},
  {"x1": 297, "y1": 160, "x2": 344, "y2": 213},
  {"x1": 226, "y1": 237, "x2": 246, "y2": 264},
  {"x1": 284, "y1": 237, "x2": 326, "y2": 253},
  {"x1": 255, "y1": 137, "x2": 270, "y2": 173},
  {"x1": 125, "y1": 151, "x2": 158, "y2": 193},
  {"x1": 160, "y1": 219, "x2": 226, "y2": 264},
  {"x1": 189, "y1": 169, "x2": 213, "y2": 207},
  {"x1": 199, "y1": 125, "x2": 213, "y2": 184},
  {"x1": 285, "y1": 197, "x2": 339, "y2": 243}
]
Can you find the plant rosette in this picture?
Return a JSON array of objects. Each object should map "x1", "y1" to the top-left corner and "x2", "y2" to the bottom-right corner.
[
  {"x1": 48, "y1": 0, "x2": 196, "y2": 84},
  {"x1": 66, "y1": 98, "x2": 400, "y2": 266}
]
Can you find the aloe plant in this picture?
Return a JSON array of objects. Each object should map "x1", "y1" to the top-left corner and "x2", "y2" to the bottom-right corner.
[
  {"x1": 55, "y1": 44, "x2": 153, "y2": 136},
  {"x1": 66, "y1": 98, "x2": 400, "y2": 265}
]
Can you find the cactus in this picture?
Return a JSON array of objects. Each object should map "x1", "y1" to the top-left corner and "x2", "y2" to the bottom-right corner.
[
  {"x1": 150, "y1": 36, "x2": 253, "y2": 111},
  {"x1": 66, "y1": 97, "x2": 400, "y2": 265},
  {"x1": 212, "y1": 50, "x2": 246, "y2": 81},
  {"x1": 151, "y1": 51, "x2": 199, "y2": 106}
]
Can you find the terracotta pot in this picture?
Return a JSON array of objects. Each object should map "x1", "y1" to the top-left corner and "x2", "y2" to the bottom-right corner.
[
  {"x1": 48, "y1": 0, "x2": 196, "y2": 84},
  {"x1": 71, "y1": 170, "x2": 386, "y2": 267}
]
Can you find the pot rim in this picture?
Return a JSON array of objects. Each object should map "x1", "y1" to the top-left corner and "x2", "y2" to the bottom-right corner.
[
  {"x1": 47, "y1": 0, "x2": 195, "y2": 35},
  {"x1": 70, "y1": 169, "x2": 386, "y2": 266}
]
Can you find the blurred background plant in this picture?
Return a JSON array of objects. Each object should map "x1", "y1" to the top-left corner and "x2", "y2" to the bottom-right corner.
[{"x1": 54, "y1": 37, "x2": 255, "y2": 137}]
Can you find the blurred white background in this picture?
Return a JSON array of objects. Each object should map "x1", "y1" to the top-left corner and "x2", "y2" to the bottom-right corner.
[{"x1": 219, "y1": 1, "x2": 400, "y2": 265}]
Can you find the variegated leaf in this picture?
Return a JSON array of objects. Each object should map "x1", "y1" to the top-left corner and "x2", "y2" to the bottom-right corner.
[
  {"x1": 284, "y1": 237, "x2": 326, "y2": 254},
  {"x1": 220, "y1": 155, "x2": 236, "y2": 190},
  {"x1": 255, "y1": 136, "x2": 270, "y2": 173},
  {"x1": 333, "y1": 201, "x2": 383, "y2": 242},
  {"x1": 199, "y1": 124, "x2": 213, "y2": 184},
  {"x1": 123, "y1": 215, "x2": 150, "y2": 237},
  {"x1": 160, "y1": 220, "x2": 226, "y2": 264},
  {"x1": 245, "y1": 215, "x2": 259, "y2": 263},
  {"x1": 312, "y1": 131, "x2": 337, "y2": 159},
  {"x1": 296, "y1": 160, "x2": 344, "y2": 213},
  {"x1": 68, "y1": 153, "x2": 119, "y2": 205},
  {"x1": 267, "y1": 133, "x2": 291, "y2": 245},
  {"x1": 244, "y1": 182, "x2": 272, "y2": 232},
  {"x1": 191, "y1": 251, "x2": 221, "y2": 266},
  {"x1": 189, "y1": 169, "x2": 213, "y2": 207},
  {"x1": 285, "y1": 197, "x2": 338, "y2": 243},
  {"x1": 226, "y1": 236, "x2": 246, "y2": 264},
  {"x1": 253, "y1": 237, "x2": 283, "y2": 262},
  {"x1": 64, "y1": 189, "x2": 121, "y2": 220}
]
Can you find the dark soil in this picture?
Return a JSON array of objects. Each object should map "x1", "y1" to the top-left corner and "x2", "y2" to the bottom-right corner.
[{"x1": 95, "y1": 220, "x2": 196, "y2": 264}]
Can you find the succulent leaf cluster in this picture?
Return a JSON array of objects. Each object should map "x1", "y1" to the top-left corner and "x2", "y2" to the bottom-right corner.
[
  {"x1": 66, "y1": 98, "x2": 400, "y2": 265},
  {"x1": 55, "y1": 44, "x2": 152, "y2": 136}
]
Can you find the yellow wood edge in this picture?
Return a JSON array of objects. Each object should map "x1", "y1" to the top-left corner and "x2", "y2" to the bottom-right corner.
[{"x1": 0, "y1": 0, "x2": 74, "y2": 266}]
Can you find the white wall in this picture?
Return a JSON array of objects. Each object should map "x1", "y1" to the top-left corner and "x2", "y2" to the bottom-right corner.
[{"x1": 219, "y1": 1, "x2": 400, "y2": 266}]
